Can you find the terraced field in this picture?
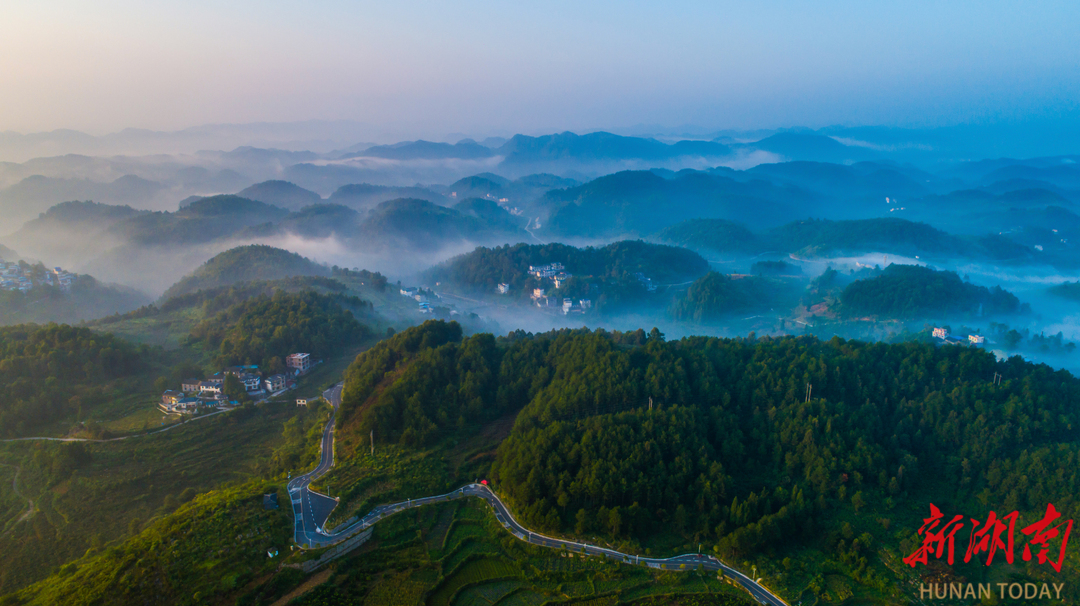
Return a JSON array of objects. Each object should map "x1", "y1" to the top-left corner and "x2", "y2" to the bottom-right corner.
[
  {"x1": 429, "y1": 558, "x2": 519, "y2": 606},
  {"x1": 452, "y1": 579, "x2": 523, "y2": 605}
]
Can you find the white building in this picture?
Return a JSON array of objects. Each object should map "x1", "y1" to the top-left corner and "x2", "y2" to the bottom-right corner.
[
  {"x1": 198, "y1": 381, "x2": 222, "y2": 394},
  {"x1": 286, "y1": 353, "x2": 311, "y2": 374},
  {"x1": 265, "y1": 374, "x2": 287, "y2": 392},
  {"x1": 529, "y1": 263, "x2": 565, "y2": 279},
  {"x1": 240, "y1": 373, "x2": 263, "y2": 392}
]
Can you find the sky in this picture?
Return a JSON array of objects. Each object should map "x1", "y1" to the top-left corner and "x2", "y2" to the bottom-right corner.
[{"x1": 2, "y1": 0, "x2": 1079, "y2": 136}]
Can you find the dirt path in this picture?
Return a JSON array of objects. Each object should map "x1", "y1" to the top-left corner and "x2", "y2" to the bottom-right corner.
[
  {"x1": 269, "y1": 568, "x2": 333, "y2": 606},
  {"x1": 0, "y1": 408, "x2": 230, "y2": 443},
  {"x1": 0, "y1": 464, "x2": 33, "y2": 538}
]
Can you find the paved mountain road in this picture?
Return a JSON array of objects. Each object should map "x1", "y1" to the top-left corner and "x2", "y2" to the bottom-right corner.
[
  {"x1": 288, "y1": 384, "x2": 343, "y2": 547},
  {"x1": 289, "y1": 383, "x2": 788, "y2": 606}
]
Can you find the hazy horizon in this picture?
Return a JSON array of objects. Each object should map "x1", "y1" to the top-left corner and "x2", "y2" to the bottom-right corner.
[{"x1": 3, "y1": 1, "x2": 1080, "y2": 136}]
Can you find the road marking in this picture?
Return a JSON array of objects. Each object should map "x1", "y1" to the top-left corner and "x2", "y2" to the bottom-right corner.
[{"x1": 288, "y1": 384, "x2": 787, "y2": 606}]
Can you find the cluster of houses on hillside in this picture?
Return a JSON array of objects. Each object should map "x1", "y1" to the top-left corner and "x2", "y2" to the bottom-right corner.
[
  {"x1": 0, "y1": 261, "x2": 74, "y2": 293},
  {"x1": 400, "y1": 287, "x2": 446, "y2": 315},
  {"x1": 528, "y1": 263, "x2": 573, "y2": 289},
  {"x1": 933, "y1": 327, "x2": 986, "y2": 346},
  {"x1": 518, "y1": 263, "x2": 593, "y2": 314},
  {"x1": 529, "y1": 288, "x2": 592, "y2": 315},
  {"x1": 633, "y1": 272, "x2": 658, "y2": 293},
  {"x1": 159, "y1": 353, "x2": 313, "y2": 414}
]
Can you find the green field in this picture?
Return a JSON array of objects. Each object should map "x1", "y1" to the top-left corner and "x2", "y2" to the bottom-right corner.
[
  {"x1": 0, "y1": 402, "x2": 309, "y2": 594},
  {"x1": 90, "y1": 306, "x2": 206, "y2": 349},
  {"x1": 275, "y1": 499, "x2": 755, "y2": 606},
  {"x1": 0, "y1": 465, "x2": 29, "y2": 538}
]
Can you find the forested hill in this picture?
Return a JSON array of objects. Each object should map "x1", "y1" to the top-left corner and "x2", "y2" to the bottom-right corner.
[
  {"x1": 1050, "y1": 280, "x2": 1080, "y2": 301},
  {"x1": 0, "y1": 324, "x2": 146, "y2": 437},
  {"x1": 0, "y1": 273, "x2": 151, "y2": 326},
  {"x1": 653, "y1": 216, "x2": 1026, "y2": 261},
  {"x1": 188, "y1": 290, "x2": 372, "y2": 371},
  {"x1": 669, "y1": 271, "x2": 793, "y2": 321},
  {"x1": 840, "y1": 264, "x2": 1024, "y2": 318},
  {"x1": 161, "y1": 245, "x2": 331, "y2": 300},
  {"x1": 426, "y1": 240, "x2": 709, "y2": 294},
  {"x1": 538, "y1": 170, "x2": 804, "y2": 237},
  {"x1": 337, "y1": 321, "x2": 1080, "y2": 597}
]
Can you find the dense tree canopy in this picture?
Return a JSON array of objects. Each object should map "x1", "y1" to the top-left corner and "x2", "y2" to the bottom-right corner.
[
  {"x1": 426, "y1": 240, "x2": 709, "y2": 312},
  {"x1": 162, "y1": 244, "x2": 331, "y2": 300},
  {"x1": 98, "y1": 276, "x2": 350, "y2": 326},
  {"x1": 0, "y1": 324, "x2": 145, "y2": 436},
  {"x1": 653, "y1": 219, "x2": 760, "y2": 254},
  {"x1": 188, "y1": 291, "x2": 371, "y2": 369},
  {"x1": 840, "y1": 264, "x2": 1023, "y2": 318},
  {"x1": 430, "y1": 241, "x2": 708, "y2": 291},
  {"x1": 338, "y1": 321, "x2": 1080, "y2": 564},
  {"x1": 669, "y1": 272, "x2": 788, "y2": 321},
  {"x1": 0, "y1": 275, "x2": 149, "y2": 326}
]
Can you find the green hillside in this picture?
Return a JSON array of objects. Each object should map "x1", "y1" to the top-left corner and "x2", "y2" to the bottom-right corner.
[
  {"x1": 655, "y1": 217, "x2": 978, "y2": 260},
  {"x1": 188, "y1": 290, "x2": 372, "y2": 370},
  {"x1": 669, "y1": 272, "x2": 791, "y2": 321},
  {"x1": 330, "y1": 322, "x2": 1080, "y2": 603},
  {"x1": 0, "y1": 274, "x2": 151, "y2": 326},
  {"x1": 7, "y1": 321, "x2": 1080, "y2": 605},
  {"x1": 453, "y1": 198, "x2": 524, "y2": 232},
  {"x1": 427, "y1": 240, "x2": 709, "y2": 312},
  {"x1": 430, "y1": 241, "x2": 708, "y2": 290},
  {"x1": 541, "y1": 170, "x2": 803, "y2": 238},
  {"x1": 327, "y1": 183, "x2": 447, "y2": 209},
  {"x1": 839, "y1": 264, "x2": 1023, "y2": 318},
  {"x1": 764, "y1": 218, "x2": 969, "y2": 257},
  {"x1": 273, "y1": 204, "x2": 362, "y2": 239},
  {"x1": 237, "y1": 180, "x2": 322, "y2": 210},
  {"x1": 0, "y1": 324, "x2": 146, "y2": 437},
  {"x1": 108, "y1": 195, "x2": 289, "y2": 246},
  {"x1": 162, "y1": 245, "x2": 331, "y2": 300},
  {"x1": 357, "y1": 198, "x2": 525, "y2": 251},
  {"x1": 0, "y1": 201, "x2": 147, "y2": 263},
  {"x1": 652, "y1": 219, "x2": 760, "y2": 254}
]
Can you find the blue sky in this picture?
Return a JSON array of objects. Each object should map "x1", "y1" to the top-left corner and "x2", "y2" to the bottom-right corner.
[{"x1": 2, "y1": 0, "x2": 1078, "y2": 135}]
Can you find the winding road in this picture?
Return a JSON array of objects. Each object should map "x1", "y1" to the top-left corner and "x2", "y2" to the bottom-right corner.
[
  {"x1": 288, "y1": 384, "x2": 344, "y2": 548},
  {"x1": 289, "y1": 383, "x2": 789, "y2": 606}
]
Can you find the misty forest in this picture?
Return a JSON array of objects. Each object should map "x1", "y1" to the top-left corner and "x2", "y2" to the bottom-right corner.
[{"x1": 3, "y1": 123, "x2": 1080, "y2": 606}]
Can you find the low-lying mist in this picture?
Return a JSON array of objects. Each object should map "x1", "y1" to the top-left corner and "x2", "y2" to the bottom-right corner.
[{"x1": 422, "y1": 250, "x2": 1080, "y2": 376}]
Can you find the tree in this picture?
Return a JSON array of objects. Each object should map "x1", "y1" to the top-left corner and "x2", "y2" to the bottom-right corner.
[
  {"x1": 223, "y1": 374, "x2": 248, "y2": 403},
  {"x1": 1004, "y1": 329, "x2": 1023, "y2": 349},
  {"x1": 887, "y1": 477, "x2": 901, "y2": 496},
  {"x1": 575, "y1": 508, "x2": 590, "y2": 535},
  {"x1": 851, "y1": 491, "x2": 866, "y2": 513},
  {"x1": 608, "y1": 507, "x2": 622, "y2": 537}
]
